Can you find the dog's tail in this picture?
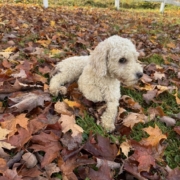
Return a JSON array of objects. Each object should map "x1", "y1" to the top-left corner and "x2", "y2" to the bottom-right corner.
[{"x1": 49, "y1": 56, "x2": 88, "y2": 96}]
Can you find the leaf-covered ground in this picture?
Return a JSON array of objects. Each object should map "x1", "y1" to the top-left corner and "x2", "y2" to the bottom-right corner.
[{"x1": 0, "y1": 3, "x2": 180, "y2": 180}]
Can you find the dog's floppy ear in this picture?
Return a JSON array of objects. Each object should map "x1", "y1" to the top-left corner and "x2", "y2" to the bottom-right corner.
[{"x1": 89, "y1": 40, "x2": 109, "y2": 77}]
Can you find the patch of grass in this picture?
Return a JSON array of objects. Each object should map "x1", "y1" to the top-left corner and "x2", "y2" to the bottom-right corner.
[
  {"x1": 141, "y1": 54, "x2": 164, "y2": 65},
  {"x1": 121, "y1": 86, "x2": 144, "y2": 105},
  {"x1": 22, "y1": 33, "x2": 38, "y2": 42},
  {"x1": 76, "y1": 114, "x2": 121, "y2": 143},
  {"x1": 52, "y1": 173, "x2": 62, "y2": 179},
  {"x1": 157, "y1": 92, "x2": 180, "y2": 115},
  {"x1": 130, "y1": 122, "x2": 149, "y2": 141},
  {"x1": 76, "y1": 114, "x2": 106, "y2": 136}
]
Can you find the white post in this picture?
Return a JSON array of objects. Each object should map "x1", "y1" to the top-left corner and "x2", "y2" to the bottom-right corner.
[
  {"x1": 160, "y1": 0, "x2": 166, "y2": 13},
  {"x1": 43, "y1": 0, "x2": 48, "y2": 8},
  {"x1": 115, "y1": 0, "x2": 120, "y2": 10}
]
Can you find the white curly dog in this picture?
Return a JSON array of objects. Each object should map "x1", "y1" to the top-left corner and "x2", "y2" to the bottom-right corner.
[{"x1": 49, "y1": 35, "x2": 143, "y2": 131}]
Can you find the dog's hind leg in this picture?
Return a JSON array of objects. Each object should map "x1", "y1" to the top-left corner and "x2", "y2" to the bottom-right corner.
[{"x1": 49, "y1": 56, "x2": 88, "y2": 96}]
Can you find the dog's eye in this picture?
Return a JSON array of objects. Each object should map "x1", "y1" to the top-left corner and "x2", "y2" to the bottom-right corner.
[{"x1": 119, "y1": 58, "x2": 127, "y2": 63}]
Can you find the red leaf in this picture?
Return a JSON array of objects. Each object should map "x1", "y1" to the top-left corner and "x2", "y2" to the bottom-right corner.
[
  {"x1": 174, "y1": 126, "x2": 180, "y2": 135},
  {"x1": 30, "y1": 131, "x2": 62, "y2": 167},
  {"x1": 83, "y1": 133, "x2": 118, "y2": 161}
]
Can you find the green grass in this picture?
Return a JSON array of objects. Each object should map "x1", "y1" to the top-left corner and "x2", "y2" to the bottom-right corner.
[
  {"x1": 157, "y1": 92, "x2": 180, "y2": 115},
  {"x1": 76, "y1": 114, "x2": 105, "y2": 136},
  {"x1": 141, "y1": 54, "x2": 164, "y2": 65},
  {"x1": 76, "y1": 114, "x2": 121, "y2": 143},
  {"x1": 121, "y1": 86, "x2": 144, "y2": 104}
]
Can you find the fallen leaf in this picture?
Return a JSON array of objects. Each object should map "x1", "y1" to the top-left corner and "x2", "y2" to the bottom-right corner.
[
  {"x1": 30, "y1": 131, "x2": 62, "y2": 167},
  {"x1": 124, "y1": 159, "x2": 147, "y2": 180},
  {"x1": 153, "y1": 71, "x2": 166, "y2": 80},
  {"x1": 58, "y1": 155, "x2": 95, "y2": 180},
  {"x1": 147, "y1": 106, "x2": 165, "y2": 120},
  {"x1": 8, "y1": 127, "x2": 32, "y2": 148},
  {"x1": 19, "y1": 167, "x2": 42, "y2": 178},
  {"x1": 11, "y1": 69, "x2": 27, "y2": 78},
  {"x1": 173, "y1": 126, "x2": 180, "y2": 135},
  {"x1": 83, "y1": 133, "x2": 118, "y2": 161},
  {"x1": 120, "y1": 141, "x2": 131, "y2": 157},
  {"x1": 156, "y1": 85, "x2": 174, "y2": 95},
  {"x1": 38, "y1": 66, "x2": 51, "y2": 74},
  {"x1": 0, "y1": 52, "x2": 12, "y2": 58},
  {"x1": 60, "y1": 132, "x2": 83, "y2": 150},
  {"x1": 140, "y1": 125, "x2": 167, "y2": 147},
  {"x1": 143, "y1": 90, "x2": 157, "y2": 104},
  {"x1": 0, "y1": 158, "x2": 7, "y2": 173},
  {"x1": 141, "y1": 74, "x2": 152, "y2": 83},
  {"x1": 2, "y1": 59, "x2": 12, "y2": 68},
  {"x1": 174, "y1": 87, "x2": 180, "y2": 105},
  {"x1": 54, "y1": 101, "x2": 72, "y2": 115},
  {"x1": 1, "y1": 113, "x2": 29, "y2": 137},
  {"x1": 3, "y1": 168, "x2": 23, "y2": 180},
  {"x1": 33, "y1": 73, "x2": 47, "y2": 83},
  {"x1": 63, "y1": 99, "x2": 82, "y2": 108},
  {"x1": 9, "y1": 91, "x2": 51, "y2": 112},
  {"x1": 123, "y1": 113, "x2": 147, "y2": 129},
  {"x1": 0, "y1": 147, "x2": 10, "y2": 159},
  {"x1": 88, "y1": 159, "x2": 112, "y2": 180},
  {"x1": 37, "y1": 40, "x2": 51, "y2": 47},
  {"x1": 167, "y1": 42, "x2": 176, "y2": 48},
  {"x1": 121, "y1": 95, "x2": 142, "y2": 111},
  {"x1": 59, "y1": 114, "x2": 83, "y2": 137},
  {"x1": 0, "y1": 142, "x2": 15, "y2": 150},
  {"x1": 0, "y1": 127, "x2": 11, "y2": 140},
  {"x1": 130, "y1": 140, "x2": 156, "y2": 172},
  {"x1": 159, "y1": 116, "x2": 176, "y2": 126},
  {"x1": 166, "y1": 166, "x2": 180, "y2": 180},
  {"x1": 44, "y1": 163, "x2": 60, "y2": 178}
]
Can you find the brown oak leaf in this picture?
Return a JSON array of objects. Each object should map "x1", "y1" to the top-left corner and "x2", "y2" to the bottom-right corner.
[{"x1": 30, "y1": 131, "x2": 62, "y2": 167}]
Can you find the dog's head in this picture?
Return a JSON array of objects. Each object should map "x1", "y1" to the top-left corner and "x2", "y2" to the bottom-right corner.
[{"x1": 89, "y1": 35, "x2": 143, "y2": 86}]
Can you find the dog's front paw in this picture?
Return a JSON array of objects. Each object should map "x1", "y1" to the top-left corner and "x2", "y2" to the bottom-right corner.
[
  {"x1": 102, "y1": 122, "x2": 115, "y2": 132},
  {"x1": 101, "y1": 113, "x2": 115, "y2": 132},
  {"x1": 49, "y1": 86, "x2": 67, "y2": 96}
]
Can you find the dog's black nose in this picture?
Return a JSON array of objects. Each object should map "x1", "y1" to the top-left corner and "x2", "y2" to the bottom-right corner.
[{"x1": 136, "y1": 72, "x2": 143, "y2": 79}]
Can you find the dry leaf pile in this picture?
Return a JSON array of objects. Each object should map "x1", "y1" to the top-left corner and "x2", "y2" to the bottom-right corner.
[{"x1": 0, "y1": 4, "x2": 180, "y2": 180}]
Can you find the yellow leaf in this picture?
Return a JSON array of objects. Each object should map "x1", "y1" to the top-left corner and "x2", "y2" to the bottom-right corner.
[
  {"x1": 37, "y1": 40, "x2": 51, "y2": 47},
  {"x1": 0, "y1": 52, "x2": 12, "y2": 58},
  {"x1": 139, "y1": 84, "x2": 155, "y2": 91},
  {"x1": 140, "y1": 125, "x2": 167, "y2": 147},
  {"x1": 4, "y1": 47, "x2": 16, "y2": 52},
  {"x1": 22, "y1": 23, "x2": 29, "y2": 28},
  {"x1": 50, "y1": 20, "x2": 55, "y2": 27},
  {"x1": 167, "y1": 42, "x2": 176, "y2": 48},
  {"x1": 50, "y1": 49, "x2": 64, "y2": 57},
  {"x1": 51, "y1": 49, "x2": 61, "y2": 54},
  {"x1": 120, "y1": 141, "x2": 131, "y2": 157},
  {"x1": 174, "y1": 87, "x2": 180, "y2": 105},
  {"x1": 63, "y1": 99, "x2": 81, "y2": 108},
  {"x1": 156, "y1": 85, "x2": 175, "y2": 95}
]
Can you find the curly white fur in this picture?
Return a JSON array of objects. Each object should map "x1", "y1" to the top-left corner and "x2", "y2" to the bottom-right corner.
[{"x1": 49, "y1": 35, "x2": 143, "y2": 131}]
